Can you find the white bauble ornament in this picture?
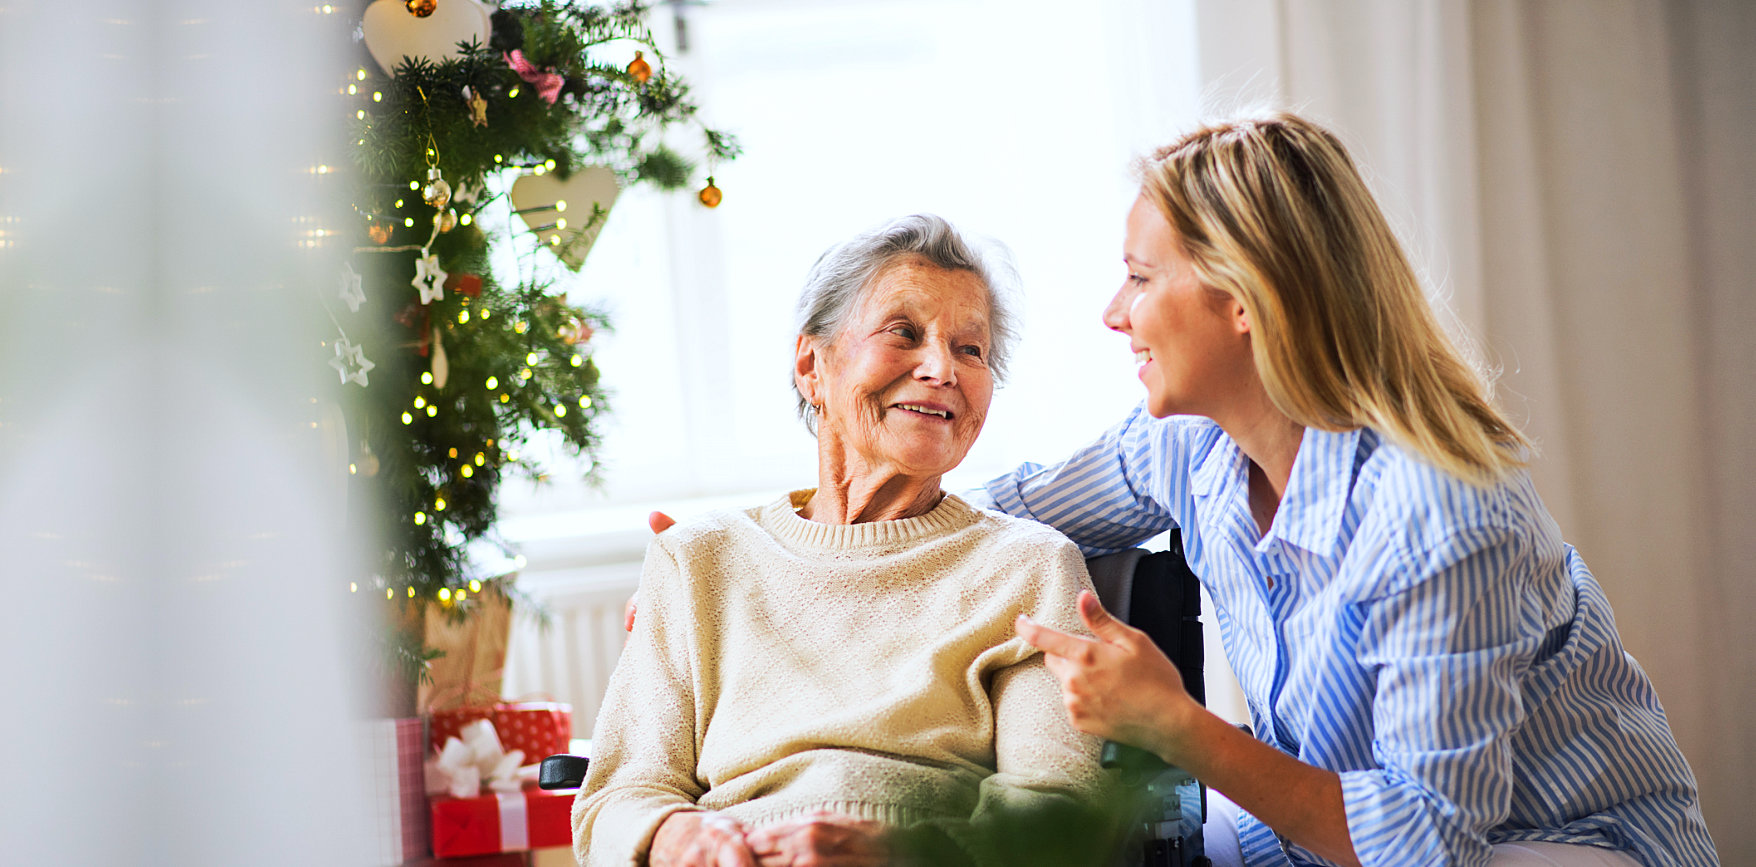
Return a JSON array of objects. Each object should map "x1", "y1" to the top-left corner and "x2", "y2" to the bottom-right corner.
[
  {"x1": 509, "y1": 166, "x2": 621, "y2": 271},
  {"x1": 430, "y1": 327, "x2": 450, "y2": 390},
  {"x1": 362, "y1": 0, "x2": 490, "y2": 76}
]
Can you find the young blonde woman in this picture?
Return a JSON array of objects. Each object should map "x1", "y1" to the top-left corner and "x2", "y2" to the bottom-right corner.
[{"x1": 1006, "y1": 113, "x2": 1718, "y2": 867}]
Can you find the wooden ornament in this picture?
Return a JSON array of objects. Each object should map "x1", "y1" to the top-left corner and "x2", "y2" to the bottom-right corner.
[
  {"x1": 509, "y1": 166, "x2": 621, "y2": 270},
  {"x1": 362, "y1": 0, "x2": 490, "y2": 76}
]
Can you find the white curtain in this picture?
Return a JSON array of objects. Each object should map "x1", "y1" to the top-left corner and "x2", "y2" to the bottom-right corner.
[
  {"x1": 0, "y1": 3, "x2": 374, "y2": 864},
  {"x1": 1191, "y1": 0, "x2": 1755, "y2": 857}
]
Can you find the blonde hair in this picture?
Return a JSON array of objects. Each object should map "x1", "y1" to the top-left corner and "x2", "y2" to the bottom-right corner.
[{"x1": 1138, "y1": 111, "x2": 1529, "y2": 484}]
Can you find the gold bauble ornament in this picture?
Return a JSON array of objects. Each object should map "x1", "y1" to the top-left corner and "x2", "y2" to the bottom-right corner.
[
  {"x1": 405, "y1": 0, "x2": 437, "y2": 18},
  {"x1": 698, "y1": 177, "x2": 722, "y2": 208},
  {"x1": 422, "y1": 166, "x2": 452, "y2": 210},
  {"x1": 367, "y1": 220, "x2": 393, "y2": 245},
  {"x1": 437, "y1": 208, "x2": 458, "y2": 232},
  {"x1": 627, "y1": 51, "x2": 652, "y2": 84}
]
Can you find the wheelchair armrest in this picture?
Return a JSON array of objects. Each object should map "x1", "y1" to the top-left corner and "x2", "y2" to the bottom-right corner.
[{"x1": 539, "y1": 753, "x2": 590, "y2": 790}]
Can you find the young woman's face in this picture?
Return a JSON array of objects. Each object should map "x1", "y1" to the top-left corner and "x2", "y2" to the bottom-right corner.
[{"x1": 1104, "y1": 195, "x2": 1253, "y2": 419}]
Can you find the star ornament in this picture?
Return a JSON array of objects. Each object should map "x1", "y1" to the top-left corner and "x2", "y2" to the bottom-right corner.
[
  {"x1": 339, "y1": 262, "x2": 366, "y2": 312},
  {"x1": 413, "y1": 250, "x2": 447, "y2": 304},
  {"x1": 328, "y1": 335, "x2": 377, "y2": 387}
]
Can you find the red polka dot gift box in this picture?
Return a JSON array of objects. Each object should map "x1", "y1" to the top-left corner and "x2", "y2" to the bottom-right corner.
[{"x1": 429, "y1": 702, "x2": 572, "y2": 764}]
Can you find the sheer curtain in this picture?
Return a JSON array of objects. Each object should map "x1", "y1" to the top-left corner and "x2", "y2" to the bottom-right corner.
[{"x1": 1191, "y1": 0, "x2": 1754, "y2": 855}]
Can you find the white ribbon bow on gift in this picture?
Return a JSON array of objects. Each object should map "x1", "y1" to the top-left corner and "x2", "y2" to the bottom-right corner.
[{"x1": 426, "y1": 718, "x2": 528, "y2": 799}]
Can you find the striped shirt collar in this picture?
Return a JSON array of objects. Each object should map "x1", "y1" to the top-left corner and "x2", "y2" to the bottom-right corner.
[{"x1": 1189, "y1": 423, "x2": 1363, "y2": 558}]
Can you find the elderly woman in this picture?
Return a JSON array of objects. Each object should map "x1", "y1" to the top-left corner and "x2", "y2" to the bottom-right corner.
[{"x1": 573, "y1": 215, "x2": 1108, "y2": 867}]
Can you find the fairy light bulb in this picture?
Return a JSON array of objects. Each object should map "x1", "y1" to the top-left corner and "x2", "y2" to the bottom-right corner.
[
  {"x1": 407, "y1": 586, "x2": 416, "y2": 597},
  {"x1": 461, "y1": 465, "x2": 474, "y2": 478},
  {"x1": 457, "y1": 309, "x2": 470, "y2": 324},
  {"x1": 474, "y1": 452, "x2": 485, "y2": 466},
  {"x1": 570, "y1": 354, "x2": 583, "y2": 367},
  {"x1": 422, "y1": 371, "x2": 434, "y2": 385},
  {"x1": 578, "y1": 395, "x2": 591, "y2": 408},
  {"x1": 469, "y1": 579, "x2": 482, "y2": 593},
  {"x1": 401, "y1": 411, "x2": 413, "y2": 425},
  {"x1": 438, "y1": 588, "x2": 452, "y2": 602},
  {"x1": 555, "y1": 404, "x2": 567, "y2": 417},
  {"x1": 425, "y1": 405, "x2": 437, "y2": 417},
  {"x1": 485, "y1": 376, "x2": 498, "y2": 390},
  {"x1": 413, "y1": 396, "x2": 426, "y2": 409},
  {"x1": 386, "y1": 588, "x2": 394, "y2": 600},
  {"x1": 434, "y1": 497, "x2": 447, "y2": 511},
  {"x1": 414, "y1": 512, "x2": 426, "y2": 525},
  {"x1": 525, "y1": 352, "x2": 538, "y2": 365}
]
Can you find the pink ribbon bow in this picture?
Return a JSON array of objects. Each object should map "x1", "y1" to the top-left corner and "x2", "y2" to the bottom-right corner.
[{"x1": 504, "y1": 50, "x2": 563, "y2": 104}]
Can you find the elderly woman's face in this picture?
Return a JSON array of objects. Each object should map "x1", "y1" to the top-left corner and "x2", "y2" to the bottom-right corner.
[{"x1": 806, "y1": 260, "x2": 995, "y2": 480}]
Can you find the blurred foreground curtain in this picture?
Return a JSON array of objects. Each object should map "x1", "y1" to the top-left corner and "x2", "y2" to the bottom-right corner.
[
  {"x1": 1193, "y1": 0, "x2": 1754, "y2": 857},
  {"x1": 0, "y1": 2, "x2": 374, "y2": 865}
]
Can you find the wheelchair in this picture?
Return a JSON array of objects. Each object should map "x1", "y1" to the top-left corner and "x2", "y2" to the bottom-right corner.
[{"x1": 541, "y1": 532, "x2": 1210, "y2": 867}]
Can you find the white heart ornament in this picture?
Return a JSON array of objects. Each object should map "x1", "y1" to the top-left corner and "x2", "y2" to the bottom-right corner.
[
  {"x1": 510, "y1": 167, "x2": 621, "y2": 271},
  {"x1": 361, "y1": 0, "x2": 491, "y2": 76}
]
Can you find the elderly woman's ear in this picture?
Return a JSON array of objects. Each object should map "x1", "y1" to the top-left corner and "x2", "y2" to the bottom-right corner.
[{"x1": 794, "y1": 333, "x2": 825, "y2": 411}]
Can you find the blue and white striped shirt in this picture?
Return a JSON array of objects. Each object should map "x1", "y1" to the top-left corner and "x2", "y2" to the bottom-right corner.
[{"x1": 979, "y1": 406, "x2": 1716, "y2": 867}]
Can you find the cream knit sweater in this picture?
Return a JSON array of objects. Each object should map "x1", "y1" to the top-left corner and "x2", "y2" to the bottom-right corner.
[{"x1": 572, "y1": 491, "x2": 1105, "y2": 866}]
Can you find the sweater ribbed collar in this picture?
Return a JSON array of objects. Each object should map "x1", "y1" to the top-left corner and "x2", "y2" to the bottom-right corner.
[{"x1": 760, "y1": 489, "x2": 979, "y2": 550}]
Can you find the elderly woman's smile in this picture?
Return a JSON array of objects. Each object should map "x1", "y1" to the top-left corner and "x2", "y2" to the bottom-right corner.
[{"x1": 795, "y1": 256, "x2": 1000, "y2": 524}]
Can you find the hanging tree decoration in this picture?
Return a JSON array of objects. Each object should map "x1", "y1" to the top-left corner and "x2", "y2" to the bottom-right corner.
[{"x1": 329, "y1": 0, "x2": 740, "y2": 688}]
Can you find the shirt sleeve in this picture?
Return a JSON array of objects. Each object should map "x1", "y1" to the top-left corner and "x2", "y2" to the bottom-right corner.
[
  {"x1": 977, "y1": 404, "x2": 1182, "y2": 556},
  {"x1": 571, "y1": 541, "x2": 706, "y2": 867},
  {"x1": 910, "y1": 542, "x2": 1118, "y2": 867},
  {"x1": 1339, "y1": 525, "x2": 1541, "y2": 867}
]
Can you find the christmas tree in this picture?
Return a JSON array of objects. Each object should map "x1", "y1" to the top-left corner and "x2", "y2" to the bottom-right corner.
[{"x1": 322, "y1": 0, "x2": 736, "y2": 687}]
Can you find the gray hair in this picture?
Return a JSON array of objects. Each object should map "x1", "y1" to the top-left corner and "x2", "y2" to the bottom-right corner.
[{"x1": 792, "y1": 214, "x2": 1020, "y2": 434}]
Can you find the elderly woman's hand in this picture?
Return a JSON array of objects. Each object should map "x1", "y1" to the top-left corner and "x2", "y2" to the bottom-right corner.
[
  {"x1": 1015, "y1": 590, "x2": 1200, "y2": 763},
  {"x1": 746, "y1": 813, "x2": 890, "y2": 867},
  {"x1": 651, "y1": 811, "x2": 759, "y2": 867}
]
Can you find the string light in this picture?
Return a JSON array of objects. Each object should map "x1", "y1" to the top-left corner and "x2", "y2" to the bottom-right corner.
[
  {"x1": 394, "y1": 198, "x2": 404, "y2": 208},
  {"x1": 493, "y1": 154, "x2": 503, "y2": 163},
  {"x1": 456, "y1": 589, "x2": 467, "y2": 601},
  {"x1": 434, "y1": 497, "x2": 447, "y2": 511},
  {"x1": 349, "y1": 463, "x2": 358, "y2": 474},
  {"x1": 513, "y1": 321, "x2": 528, "y2": 334},
  {"x1": 555, "y1": 404, "x2": 567, "y2": 417},
  {"x1": 408, "y1": 180, "x2": 419, "y2": 191},
  {"x1": 438, "y1": 588, "x2": 452, "y2": 602},
  {"x1": 525, "y1": 352, "x2": 538, "y2": 365},
  {"x1": 485, "y1": 376, "x2": 498, "y2": 390},
  {"x1": 499, "y1": 394, "x2": 510, "y2": 404},
  {"x1": 357, "y1": 69, "x2": 367, "y2": 80},
  {"x1": 469, "y1": 579, "x2": 482, "y2": 593},
  {"x1": 401, "y1": 412, "x2": 413, "y2": 425},
  {"x1": 356, "y1": 109, "x2": 366, "y2": 120},
  {"x1": 425, "y1": 405, "x2": 437, "y2": 417},
  {"x1": 422, "y1": 372, "x2": 434, "y2": 385},
  {"x1": 570, "y1": 355, "x2": 583, "y2": 367},
  {"x1": 373, "y1": 91, "x2": 383, "y2": 102},
  {"x1": 474, "y1": 452, "x2": 486, "y2": 466},
  {"x1": 519, "y1": 367, "x2": 533, "y2": 380},
  {"x1": 448, "y1": 447, "x2": 458, "y2": 458},
  {"x1": 460, "y1": 465, "x2": 474, "y2": 478},
  {"x1": 347, "y1": 84, "x2": 357, "y2": 95},
  {"x1": 479, "y1": 307, "x2": 491, "y2": 319},
  {"x1": 579, "y1": 395, "x2": 591, "y2": 408},
  {"x1": 413, "y1": 396, "x2": 427, "y2": 409},
  {"x1": 414, "y1": 512, "x2": 427, "y2": 525},
  {"x1": 387, "y1": 588, "x2": 394, "y2": 600},
  {"x1": 508, "y1": 87, "x2": 520, "y2": 98},
  {"x1": 460, "y1": 214, "x2": 472, "y2": 226},
  {"x1": 407, "y1": 586, "x2": 416, "y2": 598},
  {"x1": 349, "y1": 581, "x2": 357, "y2": 592},
  {"x1": 403, "y1": 218, "x2": 415, "y2": 227},
  {"x1": 458, "y1": 309, "x2": 470, "y2": 324}
]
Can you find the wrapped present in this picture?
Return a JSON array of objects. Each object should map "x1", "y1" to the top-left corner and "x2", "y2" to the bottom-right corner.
[
  {"x1": 430, "y1": 787, "x2": 575, "y2": 858},
  {"x1": 358, "y1": 717, "x2": 431, "y2": 865},
  {"x1": 429, "y1": 701, "x2": 571, "y2": 762}
]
